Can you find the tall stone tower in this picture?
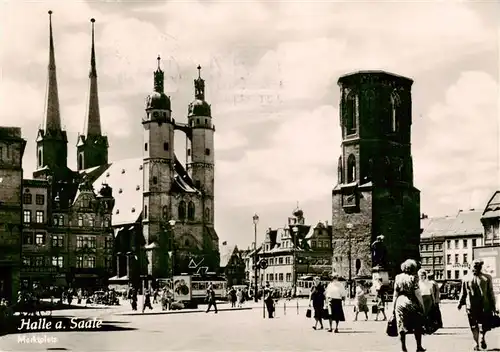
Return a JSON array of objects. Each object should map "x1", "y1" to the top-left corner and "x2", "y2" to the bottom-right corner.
[
  {"x1": 142, "y1": 57, "x2": 174, "y2": 278},
  {"x1": 0, "y1": 127, "x2": 26, "y2": 302},
  {"x1": 187, "y1": 66, "x2": 215, "y2": 226},
  {"x1": 332, "y1": 71, "x2": 420, "y2": 279},
  {"x1": 34, "y1": 11, "x2": 68, "y2": 180},
  {"x1": 76, "y1": 18, "x2": 108, "y2": 171}
]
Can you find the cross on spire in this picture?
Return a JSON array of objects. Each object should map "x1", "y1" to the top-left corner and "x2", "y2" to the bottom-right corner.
[
  {"x1": 197, "y1": 65, "x2": 202, "y2": 78},
  {"x1": 157, "y1": 55, "x2": 162, "y2": 70}
]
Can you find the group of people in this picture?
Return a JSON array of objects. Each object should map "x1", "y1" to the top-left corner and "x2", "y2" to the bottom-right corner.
[
  {"x1": 308, "y1": 274, "x2": 347, "y2": 332},
  {"x1": 227, "y1": 287, "x2": 246, "y2": 308},
  {"x1": 392, "y1": 258, "x2": 497, "y2": 352}
]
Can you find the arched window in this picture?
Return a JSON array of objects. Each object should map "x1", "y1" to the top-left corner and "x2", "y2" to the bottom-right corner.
[
  {"x1": 38, "y1": 149, "x2": 42, "y2": 167},
  {"x1": 345, "y1": 93, "x2": 358, "y2": 135},
  {"x1": 78, "y1": 215, "x2": 84, "y2": 227},
  {"x1": 355, "y1": 259, "x2": 361, "y2": 275},
  {"x1": 162, "y1": 206, "x2": 169, "y2": 220},
  {"x1": 78, "y1": 153, "x2": 84, "y2": 170},
  {"x1": 178, "y1": 201, "x2": 186, "y2": 220},
  {"x1": 205, "y1": 207, "x2": 210, "y2": 220},
  {"x1": 187, "y1": 201, "x2": 195, "y2": 221},
  {"x1": 390, "y1": 92, "x2": 401, "y2": 133},
  {"x1": 337, "y1": 156, "x2": 343, "y2": 184},
  {"x1": 144, "y1": 205, "x2": 148, "y2": 219},
  {"x1": 347, "y1": 154, "x2": 356, "y2": 183}
]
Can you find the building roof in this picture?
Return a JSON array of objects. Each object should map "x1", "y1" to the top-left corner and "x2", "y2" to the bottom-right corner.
[
  {"x1": 23, "y1": 179, "x2": 50, "y2": 188},
  {"x1": 421, "y1": 210, "x2": 483, "y2": 239},
  {"x1": 219, "y1": 243, "x2": 238, "y2": 267},
  {"x1": 482, "y1": 191, "x2": 500, "y2": 219}
]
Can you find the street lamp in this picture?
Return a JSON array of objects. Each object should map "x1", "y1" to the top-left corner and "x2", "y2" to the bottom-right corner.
[
  {"x1": 168, "y1": 220, "x2": 176, "y2": 284},
  {"x1": 346, "y1": 223, "x2": 353, "y2": 298},
  {"x1": 292, "y1": 226, "x2": 298, "y2": 297},
  {"x1": 253, "y1": 214, "x2": 259, "y2": 302}
]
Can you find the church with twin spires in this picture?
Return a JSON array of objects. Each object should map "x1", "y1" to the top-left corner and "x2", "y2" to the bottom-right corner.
[{"x1": 23, "y1": 11, "x2": 220, "y2": 290}]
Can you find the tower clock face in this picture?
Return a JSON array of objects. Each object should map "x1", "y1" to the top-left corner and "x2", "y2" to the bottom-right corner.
[{"x1": 342, "y1": 193, "x2": 356, "y2": 207}]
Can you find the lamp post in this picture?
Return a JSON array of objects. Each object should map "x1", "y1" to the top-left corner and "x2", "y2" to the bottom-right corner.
[
  {"x1": 253, "y1": 214, "x2": 259, "y2": 303},
  {"x1": 346, "y1": 223, "x2": 353, "y2": 298},
  {"x1": 292, "y1": 226, "x2": 298, "y2": 297},
  {"x1": 168, "y1": 220, "x2": 177, "y2": 284}
]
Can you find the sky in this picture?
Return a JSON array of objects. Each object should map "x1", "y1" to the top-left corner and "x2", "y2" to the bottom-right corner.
[{"x1": 0, "y1": 0, "x2": 499, "y2": 250}]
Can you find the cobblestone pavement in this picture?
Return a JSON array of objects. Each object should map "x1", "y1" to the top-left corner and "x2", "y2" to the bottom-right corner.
[{"x1": 2, "y1": 300, "x2": 499, "y2": 352}]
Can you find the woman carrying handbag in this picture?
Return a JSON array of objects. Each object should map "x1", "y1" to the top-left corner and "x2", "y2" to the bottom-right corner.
[{"x1": 309, "y1": 277, "x2": 325, "y2": 330}]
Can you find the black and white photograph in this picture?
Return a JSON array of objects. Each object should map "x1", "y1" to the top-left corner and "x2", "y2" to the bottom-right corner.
[{"x1": 0, "y1": 0, "x2": 499, "y2": 351}]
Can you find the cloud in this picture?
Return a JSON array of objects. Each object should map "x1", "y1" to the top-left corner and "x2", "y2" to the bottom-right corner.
[
  {"x1": 414, "y1": 71, "x2": 499, "y2": 215},
  {"x1": 0, "y1": 1, "x2": 498, "y2": 247}
]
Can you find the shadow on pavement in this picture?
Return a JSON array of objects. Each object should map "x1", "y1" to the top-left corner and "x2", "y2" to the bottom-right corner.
[{"x1": 0, "y1": 316, "x2": 136, "y2": 337}]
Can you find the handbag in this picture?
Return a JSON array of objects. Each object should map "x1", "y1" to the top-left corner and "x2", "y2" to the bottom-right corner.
[
  {"x1": 322, "y1": 307, "x2": 330, "y2": 320},
  {"x1": 386, "y1": 314, "x2": 398, "y2": 337},
  {"x1": 489, "y1": 312, "x2": 500, "y2": 329},
  {"x1": 371, "y1": 305, "x2": 378, "y2": 314},
  {"x1": 306, "y1": 308, "x2": 312, "y2": 318}
]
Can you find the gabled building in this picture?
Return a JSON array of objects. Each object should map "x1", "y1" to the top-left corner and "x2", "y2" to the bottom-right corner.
[
  {"x1": 219, "y1": 242, "x2": 245, "y2": 287},
  {"x1": 481, "y1": 191, "x2": 500, "y2": 246}
]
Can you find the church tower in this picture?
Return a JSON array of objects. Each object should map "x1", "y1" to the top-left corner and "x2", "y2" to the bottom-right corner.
[
  {"x1": 33, "y1": 11, "x2": 68, "y2": 179},
  {"x1": 331, "y1": 71, "x2": 420, "y2": 279},
  {"x1": 187, "y1": 66, "x2": 215, "y2": 226},
  {"x1": 76, "y1": 18, "x2": 108, "y2": 171},
  {"x1": 142, "y1": 57, "x2": 174, "y2": 278}
]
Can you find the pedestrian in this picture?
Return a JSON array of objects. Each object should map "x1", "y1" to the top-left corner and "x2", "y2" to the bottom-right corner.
[
  {"x1": 236, "y1": 289, "x2": 244, "y2": 308},
  {"x1": 229, "y1": 287, "x2": 237, "y2": 308},
  {"x1": 142, "y1": 289, "x2": 153, "y2": 313},
  {"x1": 264, "y1": 282, "x2": 275, "y2": 318},
  {"x1": 153, "y1": 289, "x2": 159, "y2": 304},
  {"x1": 427, "y1": 273, "x2": 443, "y2": 329},
  {"x1": 206, "y1": 286, "x2": 218, "y2": 313},
  {"x1": 458, "y1": 258, "x2": 498, "y2": 351},
  {"x1": 374, "y1": 278, "x2": 387, "y2": 321},
  {"x1": 418, "y1": 269, "x2": 442, "y2": 334},
  {"x1": 391, "y1": 259, "x2": 426, "y2": 352},
  {"x1": 309, "y1": 277, "x2": 325, "y2": 330},
  {"x1": 354, "y1": 282, "x2": 369, "y2": 321},
  {"x1": 325, "y1": 274, "x2": 346, "y2": 333}
]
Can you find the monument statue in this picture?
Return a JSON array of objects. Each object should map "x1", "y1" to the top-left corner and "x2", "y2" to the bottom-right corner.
[{"x1": 371, "y1": 235, "x2": 387, "y2": 269}]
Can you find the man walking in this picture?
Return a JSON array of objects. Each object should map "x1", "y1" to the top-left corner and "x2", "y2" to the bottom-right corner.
[
  {"x1": 458, "y1": 259, "x2": 497, "y2": 351},
  {"x1": 206, "y1": 284, "x2": 218, "y2": 313}
]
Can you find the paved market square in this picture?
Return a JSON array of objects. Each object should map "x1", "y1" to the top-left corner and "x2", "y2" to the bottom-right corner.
[{"x1": 1, "y1": 300, "x2": 499, "y2": 352}]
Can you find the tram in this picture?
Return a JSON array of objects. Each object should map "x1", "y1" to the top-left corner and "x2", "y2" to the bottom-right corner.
[
  {"x1": 295, "y1": 275, "x2": 331, "y2": 297},
  {"x1": 191, "y1": 274, "x2": 228, "y2": 302}
]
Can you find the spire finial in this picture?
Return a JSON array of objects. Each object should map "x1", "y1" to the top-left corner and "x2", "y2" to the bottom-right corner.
[
  {"x1": 153, "y1": 56, "x2": 164, "y2": 93},
  {"x1": 194, "y1": 65, "x2": 205, "y2": 100},
  {"x1": 89, "y1": 18, "x2": 97, "y2": 78},
  {"x1": 86, "y1": 17, "x2": 102, "y2": 136},
  {"x1": 44, "y1": 9, "x2": 62, "y2": 131}
]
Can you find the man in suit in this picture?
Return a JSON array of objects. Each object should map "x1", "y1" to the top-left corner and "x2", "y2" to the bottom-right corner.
[{"x1": 458, "y1": 259, "x2": 498, "y2": 351}]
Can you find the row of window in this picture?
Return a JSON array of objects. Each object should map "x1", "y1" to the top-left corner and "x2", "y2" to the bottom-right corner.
[
  {"x1": 447, "y1": 253, "x2": 469, "y2": 265},
  {"x1": 23, "y1": 193, "x2": 45, "y2": 205},
  {"x1": 447, "y1": 269, "x2": 468, "y2": 280},
  {"x1": 23, "y1": 210, "x2": 44, "y2": 224},
  {"x1": 22, "y1": 255, "x2": 113, "y2": 269},
  {"x1": 446, "y1": 238, "x2": 478, "y2": 250},
  {"x1": 421, "y1": 256, "x2": 443, "y2": 265},
  {"x1": 266, "y1": 273, "x2": 292, "y2": 282},
  {"x1": 267, "y1": 256, "x2": 292, "y2": 266},
  {"x1": 311, "y1": 240, "x2": 330, "y2": 248},
  {"x1": 144, "y1": 203, "x2": 210, "y2": 222},
  {"x1": 420, "y1": 243, "x2": 443, "y2": 252},
  {"x1": 23, "y1": 210, "x2": 111, "y2": 228},
  {"x1": 23, "y1": 233, "x2": 112, "y2": 249}
]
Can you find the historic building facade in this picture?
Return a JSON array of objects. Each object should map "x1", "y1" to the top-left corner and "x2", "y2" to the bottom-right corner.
[
  {"x1": 332, "y1": 71, "x2": 421, "y2": 280},
  {"x1": 481, "y1": 191, "x2": 500, "y2": 247},
  {"x1": 0, "y1": 127, "x2": 26, "y2": 301},
  {"x1": 22, "y1": 13, "x2": 220, "y2": 291},
  {"x1": 247, "y1": 210, "x2": 333, "y2": 290}
]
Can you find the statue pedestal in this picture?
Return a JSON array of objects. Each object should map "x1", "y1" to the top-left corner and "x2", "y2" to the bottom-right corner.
[{"x1": 371, "y1": 266, "x2": 389, "y2": 285}]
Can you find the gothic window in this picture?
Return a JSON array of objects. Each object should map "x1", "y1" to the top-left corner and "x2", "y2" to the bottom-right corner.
[
  {"x1": 78, "y1": 153, "x2": 83, "y2": 170},
  {"x1": 144, "y1": 205, "x2": 148, "y2": 219},
  {"x1": 187, "y1": 201, "x2": 195, "y2": 221},
  {"x1": 153, "y1": 176, "x2": 158, "y2": 185},
  {"x1": 144, "y1": 143, "x2": 148, "y2": 152},
  {"x1": 38, "y1": 149, "x2": 42, "y2": 167},
  {"x1": 390, "y1": 91, "x2": 401, "y2": 133},
  {"x1": 345, "y1": 93, "x2": 358, "y2": 135},
  {"x1": 205, "y1": 207, "x2": 210, "y2": 220},
  {"x1": 187, "y1": 149, "x2": 191, "y2": 156},
  {"x1": 162, "y1": 206, "x2": 169, "y2": 220},
  {"x1": 164, "y1": 142, "x2": 169, "y2": 151},
  {"x1": 347, "y1": 154, "x2": 356, "y2": 183},
  {"x1": 205, "y1": 148, "x2": 210, "y2": 156},
  {"x1": 178, "y1": 201, "x2": 186, "y2": 220},
  {"x1": 337, "y1": 156, "x2": 343, "y2": 184}
]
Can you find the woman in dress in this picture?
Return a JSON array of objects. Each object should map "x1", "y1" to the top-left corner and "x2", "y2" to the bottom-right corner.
[
  {"x1": 309, "y1": 277, "x2": 326, "y2": 330},
  {"x1": 418, "y1": 269, "x2": 433, "y2": 316},
  {"x1": 325, "y1": 274, "x2": 346, "y2": 333},
  {"x1": 392, "y1": 259, "x2": 426, "y2": 352},
  {"x1": 374, "y1": 278, "x2": 387, "y2": 321},
  {"x1": 354, "y1": 282, "x2": 369, "y2": 321}
]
